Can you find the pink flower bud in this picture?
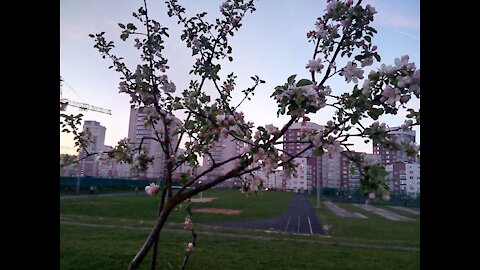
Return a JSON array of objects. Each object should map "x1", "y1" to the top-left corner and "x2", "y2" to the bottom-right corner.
[
  {"x1": 184, "y1": 218, "x2": 192, "y2": 230},
  {"x1": 186, "y1": 242, "x2": 193, "y2": 252},
  {"x1": 145, "y1": 183, "x2": 160, "y2": 196},
  {"x1": 368, "y1": 192, "x2": 376, "y2": 199}
]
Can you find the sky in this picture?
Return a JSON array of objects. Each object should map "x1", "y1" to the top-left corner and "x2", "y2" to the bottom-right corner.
[{"x1": 60, "y1": 0, "x2": 420, "y2": 155}]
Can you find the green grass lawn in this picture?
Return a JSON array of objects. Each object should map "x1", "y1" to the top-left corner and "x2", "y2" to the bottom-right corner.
[
  {"x1": 60, "y1": 190, "x2": 420, "y2": 269},
  {"x1": 60, "y1": 189, "x2": 294, "y2": 223},
  {"x1": 61, "y1": 223, "x2": 419, "y2": 270}
]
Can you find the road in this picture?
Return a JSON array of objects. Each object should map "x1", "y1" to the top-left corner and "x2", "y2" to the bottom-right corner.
[{"x1": 206, "y1": 193, "x2": 324, "y2": 235}]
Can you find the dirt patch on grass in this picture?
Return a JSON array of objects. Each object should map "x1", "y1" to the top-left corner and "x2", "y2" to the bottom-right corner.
[
  {"x1": 193, "y1": 208, "x2": 242, "y2": 215},
  {"x1": 190, "y1": 197, "x2": 218, "y2": 203}
]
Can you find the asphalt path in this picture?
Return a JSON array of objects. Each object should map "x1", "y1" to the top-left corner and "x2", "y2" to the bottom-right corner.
[
  {"x1": 205, "y1": 193, "x2": 324, "y2": 235},
  {"x1": 323, "y1": 200, "x2": 368, "y2": 219},
  {"x1": 353, "y1": 204, "x2": 416, "y2": 221}
]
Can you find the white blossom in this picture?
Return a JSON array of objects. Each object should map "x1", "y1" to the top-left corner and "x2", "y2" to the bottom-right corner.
[
  {"x1": 306, "y1": 59, "x2": 324, "y2": 73},
  {"x1": 340, "y1": 62, "x2": 364, "y2": 83}
]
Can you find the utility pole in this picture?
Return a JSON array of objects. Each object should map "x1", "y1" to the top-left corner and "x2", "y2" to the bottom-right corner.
[
  {"x1": 316, "y1": 176, "x2": 321, "y2": 208},
  {"x1": 76, "y1": 158, "x2": 84, "y2": 194}
]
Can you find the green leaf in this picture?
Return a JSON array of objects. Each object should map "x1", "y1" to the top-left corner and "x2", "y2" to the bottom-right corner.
[
  {"x1": 314, "y1": 148, "x2": 324, "y2": 157},
  {"x1": 367, "y1": 108, "x2": 384, "y2": 120},
  {"x1": 118, "y1": 23, "x2": 125, "y2": 29},
  {"x1": 351, "y1": 114, "x2": 360, "y2": 124},
  {"x1": 364, "y1": 36, "x2": 371, "y2": 43},
  {"x1": 287, "y1": 74, "x2": 297, "y2": 85},
  {"x1": 354, "y1": 55, "x2": 363, "y2": 61},
  {"x1": 200, "y1": 95, "x2": 210, "y2": 103},
  {"x1": 373, "y1": 53, "x2": 381, "y2": 62},
  {"x1": 296, "y1": 79, "x2": 312, "y2": 87}
]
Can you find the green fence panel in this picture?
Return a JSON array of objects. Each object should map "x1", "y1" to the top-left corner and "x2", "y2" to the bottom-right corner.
[{"x1": 60, "y1": 177, "x2": 164, "y2": 190}]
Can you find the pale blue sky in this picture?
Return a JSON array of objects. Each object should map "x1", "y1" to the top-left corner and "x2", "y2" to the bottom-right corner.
[{"x1": 60, "y1": 0, "x2": 420, "y2": 155}]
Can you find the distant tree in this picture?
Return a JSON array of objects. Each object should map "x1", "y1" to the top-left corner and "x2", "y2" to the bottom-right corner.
[{"x1": 61, "y1": 0, "x2": 420, "y2": 269}]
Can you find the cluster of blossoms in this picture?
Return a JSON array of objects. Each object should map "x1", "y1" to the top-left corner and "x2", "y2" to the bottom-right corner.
[
  {"x1": 118, "y1": 81, "x2": 129, "y2": 93},
  {"x1": 340, "y1": 61, "x2": 364, "y2": 83},
  {"x1": 108, "y1": 138, "x2": 134, "y2": 160},
  {"x1": 132, "y1": 149, "x2": 154, "y2": 172},
  {"x1": 306, "y1": 59, "x2": 324, "y2": 73},
  {"x1": 367, "y1": 191, "x2": 390, "y2": 203},
  {"x1": 241, "y1": 173, "x2": 266, "y2": 194},
  {"x1": 215, "y1": 113, "x2": 236, "y2": 138},
  {"x1": 324, "y1": 136, "x2": 343, "y2": 158},
  {"x1": 306, "y1": 17, "x2": 339, "y2": 41},
  {"x1": 311, "y1": 131, "x2": 324, "y2": 148},
  {"x1": 161, "y1": 80, "x2": 176, "y2": 93},
  {"x1": 401, "y1": 119, "x2": 414, "y2": 131},
  {"x1": 362, "y1": 55, "x2": 420, "y2": 108},
  {"x1": 273, "y1": 83, "x2": 327, "y2": 117},
  {"x1": 190, "y1": 36, "x2": 201, "y2": 50},
  {"x1": 403, "y1": 141, "x2": 420, "y2": 157},
  {"x1": 371, "y1": 121, "x2": 387, "y2": 132},
  {"x1": 183, "y1": 218, "x2": 192, "y2": 230},
  {"x1": 219, "y1": 1, "x2": 230, "y2": 13},
  {"x1": 185, "y1": 243, "x2": 194, "y2": 253},
  {"x1": 142, "y1": 106, "x2": 161, "y2": 126},
  {"x1": 145, "y1": 182, "x2": 160, "y2": 196},
  {"x1": 279, "y1": 161, "x2": 300, "y2": 182},
  {"x1": 379, "y1": 85, "x2": 401, "y2": 106},
  {"x1": 222, "y1": 82, "x2": 234, "y2": 93}
]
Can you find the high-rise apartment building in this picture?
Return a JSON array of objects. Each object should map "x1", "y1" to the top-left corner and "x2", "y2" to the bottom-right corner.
[
  {"x1": 201, "y1": 135, "x2": 244, "y2": 188},
  {"x1": 96, "y1": 145, "x2": 116, "y2": 178},
  {"x1": 283, "y1": 121, "x2": 325, "y2": 191},
  {"x1": 321, "y1": 152, "x2": 342, "y2": 188},
  {"x1": 373, "y1": 128, "x2": 416, "y2": 165},
  {"x1": 285, "y1": 157, "x2": 309, "y2": 192},
  {"x1": 128, "y1": 107, "x2": 180, "y2": 179},
  {"x1": 78, "y1": 120, "x2": 106, "y2": 177},
  {"x1": 385, "y1": 162, "x2": 420, "y2": 195},
  {"x1": 339, "y1": 152, "x2": 381, "y2": 190}
]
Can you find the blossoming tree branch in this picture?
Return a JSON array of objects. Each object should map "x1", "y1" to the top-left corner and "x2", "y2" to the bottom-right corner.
[{"x1": 60, "y1": 0, "x2": 420, "y2": 269}]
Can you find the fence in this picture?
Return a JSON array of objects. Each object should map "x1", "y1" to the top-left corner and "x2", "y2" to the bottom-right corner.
[
  {"x1": 60, "y1": 176, "x2": 164, "y2": 193},
  {"x1": 310, "y1": 187, "x2": 420, "y2": 208}
]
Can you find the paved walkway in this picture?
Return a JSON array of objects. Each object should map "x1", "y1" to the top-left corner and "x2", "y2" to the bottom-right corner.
[
  {"x1": 206, "y1": 193, "x2": 324, "y2": 235},
  {"x1": 60, "y1": 192, "x2": 138, "y2": 200},
  {"x1": 388, "y1": 206, "x2": 420, "y2": 215},
  {"x1": 323, "y1": 201, "x2": 367, "y2": 219},
  {"x1": 353, "y1": 204, "x2": 415, "y2": 221}
]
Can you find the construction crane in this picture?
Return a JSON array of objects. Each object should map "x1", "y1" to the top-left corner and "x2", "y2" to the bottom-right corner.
[{"x1": 60, "y1": 76, "x2": 112, "y2": 115}]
